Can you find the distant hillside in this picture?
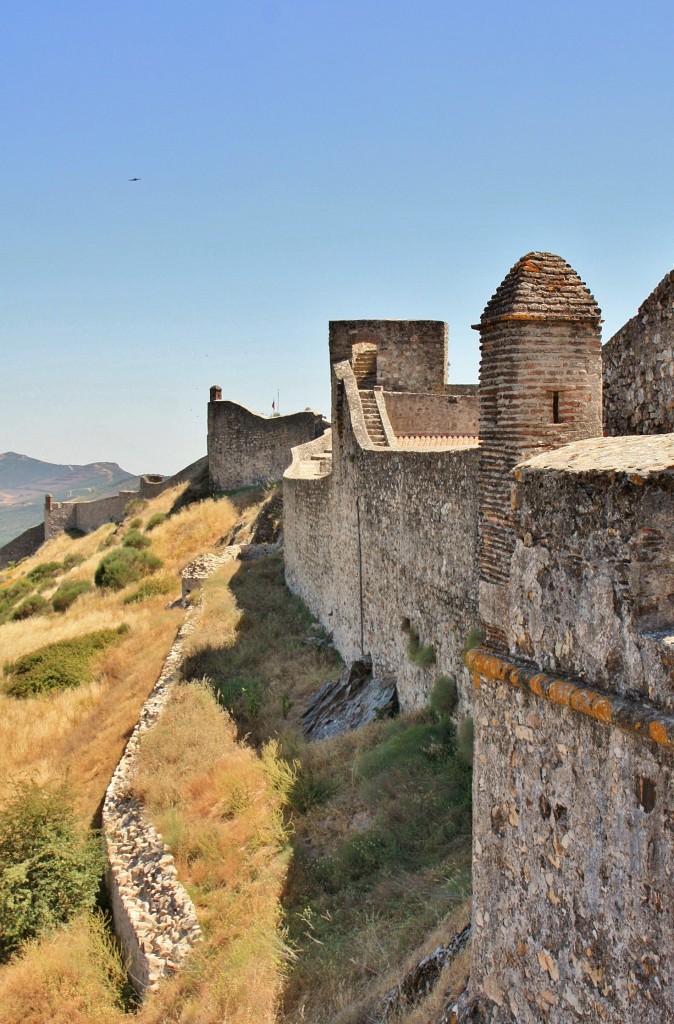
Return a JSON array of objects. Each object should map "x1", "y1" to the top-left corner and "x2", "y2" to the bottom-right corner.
[{"x1": 0, "y1": 453, "x2": 139, "y2": 547}]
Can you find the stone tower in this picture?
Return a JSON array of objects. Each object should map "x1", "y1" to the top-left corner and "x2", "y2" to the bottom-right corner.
[{"x1": 475, "y1": 252, "x2": 603, "y2": 647}]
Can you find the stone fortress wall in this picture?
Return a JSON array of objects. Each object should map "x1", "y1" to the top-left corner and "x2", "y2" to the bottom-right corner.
[
  {"x1": 207, "y1": 385, "x2": 327, "y2": 492},
  {"x1": 603, "y1": 269, "x2": 674, "y2": 436},
  {"x1": 42, "y1": 456, "x2": 208, "y2": 543},
  {"x1": 283, "y1": 255, "x2": 674, "y2": 1022},
  {"x1": 284, "y1": 320, "x2": 481, "y2": 712}
]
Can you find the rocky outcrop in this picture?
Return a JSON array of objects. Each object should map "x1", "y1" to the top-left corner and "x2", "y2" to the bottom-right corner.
[{"x1": 301, "y1": 659, "x2": 398, "y2": 741}]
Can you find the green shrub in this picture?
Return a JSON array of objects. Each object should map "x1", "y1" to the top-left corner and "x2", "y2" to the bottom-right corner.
[
  {"x1": 62, "y1": 553, "x2": 85, "y2": 571},
  {"x1": 290, "y1": 768, "x2": 337, "y2": 814},
  {"x1": 463, "y1": 627, "x2": 485, "y2": 658},
  {"x1": 122, "y1": 529, "x2": 151, "y2": 550},
  {"x1": 26, "y1": 562, "x2": 63, "y2": 585},
  {"x1": 403, "y1": 619, "x2": 436, "y2": 669},
  {"x1": 123, "y1": 575, "x2": 175, "y2": 605},
  {"x1": 145, "y1": 513, "x2": 166, "y2": 532},
  {"x1": 4, "y1": 625, "x2": 129, "y2": 698},
  {"x1": 129, "y1": 517, "x2": 142, "y2": 529},
  {"x1": 51, "y1": 579, "x2": 92, "y2": 613},
  {"x1": 123, "y1": 498, "x2": 147, "y2": 517},
  {"x1": 0, "y1": 579, "x2": 33, "y2": 623},
  {"x1": 430, "y1": 675, "x2": 458, "y2": 719},
  {"x1": 0, "y1": 783, "x2": 103, "y2": 961},
  {"x1": 11, "y1": 594, "x2": 51, "y2": 621},
  {"x1": 457, "y1": 716, "x2": 474, "y2": 767},
  {"x1": 94, "y1": 548, "x2": 162, "y2": 590},
  {"x1": 411, "y1": 643, "x2": 436, "y2": 669}
]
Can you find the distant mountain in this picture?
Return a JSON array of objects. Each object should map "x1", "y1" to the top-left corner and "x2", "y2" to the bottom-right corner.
[{"x1": 0, "y1": 453, "x2": 140, "y2": 547}]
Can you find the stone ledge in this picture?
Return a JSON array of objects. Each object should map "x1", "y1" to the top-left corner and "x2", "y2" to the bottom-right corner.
[{"x1": 466, "y1": 648, "x2": 674, "y2": 752}]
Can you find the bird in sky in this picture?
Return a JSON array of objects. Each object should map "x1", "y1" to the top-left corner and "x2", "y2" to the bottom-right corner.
[{"x1": 128, "y1": 177, "x2": 141, "y2": 182}]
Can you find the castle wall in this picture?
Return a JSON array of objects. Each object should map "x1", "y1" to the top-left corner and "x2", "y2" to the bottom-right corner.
[
  {"x1": 468, "y1": 652, "x2": 674, "y2": 1024},
  {"x1": 383, "y1": 389, "x2": 479, "y2": 436},
  {"x1": 329, "y1": 320, "x2": 448, "y2": 394},
  {"x1": 0, "y1": 522, "x2": 45, "y2": 569},
  {"x1": 507, "y1": 435, "x2": 674, "y2": 707},
  {"x1": 208, "y1": 399, "x2": 325, "y2": 492},
  {"x1": 284, "y1": 366, "x2": 480, "y2": 711},
  {"x1": 467, "y1": 440, "x2": 674, "y2": 1023},
  {"x1": 603, "y1": 270, "x2": 674, "y2": 436}
]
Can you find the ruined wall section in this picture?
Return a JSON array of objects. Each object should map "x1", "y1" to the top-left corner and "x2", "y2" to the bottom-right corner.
[
  {"x1": 208, "y1": 398, "x2": 326, "y2": 492},
  {"x1": 603, "y1": 270, "x2": 674, "y2": 435}
]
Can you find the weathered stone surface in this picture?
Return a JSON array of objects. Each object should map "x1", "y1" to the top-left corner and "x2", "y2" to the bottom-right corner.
[
  {"x1": 207, "y1": 395, "x2": 326, "y2": 492},
  {"x1": 603, "y1": 269, "x2": 674, "y2": 436},
  {"x1": 284, "y1": 320, "x2": 480, "y2": 715},
  {"x1": 302, "y1": 659, "x2": 398, "y2": 740},
  {"x1": 281, "y1": 256, "x2": 674, "y2": 1022},
  {"x1": 103, "y1": 616, "x2": 202, "y2": 996}
]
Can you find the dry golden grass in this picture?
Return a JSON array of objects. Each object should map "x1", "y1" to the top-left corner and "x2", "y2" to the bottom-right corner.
[
  {"x1": 0, "y1": 913, "x2": 129, "y2": 1024},
  {"x1": 131, "y1": 680, "x2": 294, "y2": 1024},
  {"x1": 0, "y1": 488, "x2": 240, "y2": 821}
]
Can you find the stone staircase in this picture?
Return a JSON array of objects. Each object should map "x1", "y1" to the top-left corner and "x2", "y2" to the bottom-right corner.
[
  {"x1": 352, "y1": 348, "x2": 377, "y2": 388},
  {"x1": 359, "y1": 390, "x2": 388, "y2": 447}
]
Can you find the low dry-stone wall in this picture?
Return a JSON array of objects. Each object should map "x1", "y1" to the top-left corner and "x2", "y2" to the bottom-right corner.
[{"x1": 103, "y1": 618, "x2": 202, "y2": 995}]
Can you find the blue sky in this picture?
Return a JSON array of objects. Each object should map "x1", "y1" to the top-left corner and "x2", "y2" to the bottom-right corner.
[{"x1": 2, "y1": 0, "x2": 673, "y2": 474}]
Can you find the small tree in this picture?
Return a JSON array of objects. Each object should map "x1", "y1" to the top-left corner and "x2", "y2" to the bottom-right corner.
[{"x1": 0, "y1": 783, "x2": 103, "y2": 961}]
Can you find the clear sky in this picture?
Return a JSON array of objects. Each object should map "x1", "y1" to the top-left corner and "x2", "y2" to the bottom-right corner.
[{"x1": 2, "y1": 0, "x2": 673, "y2": 475}]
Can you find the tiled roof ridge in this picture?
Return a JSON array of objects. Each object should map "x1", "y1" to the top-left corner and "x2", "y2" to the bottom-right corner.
[{"x1": 480, "y1": 252, "x2": 601, "y2": 326}]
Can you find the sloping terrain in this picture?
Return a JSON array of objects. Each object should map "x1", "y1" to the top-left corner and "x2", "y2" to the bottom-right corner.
[
  {"x1": 0, "y1": 453, "x2": 140, "y2": 546},
  {"x1": 0, "y1": 489, "x2": 471, "y2": 1024}
]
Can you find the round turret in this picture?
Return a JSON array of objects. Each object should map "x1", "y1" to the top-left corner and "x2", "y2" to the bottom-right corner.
[{"x1": 475, "y1": 252, "x2": 603, "y2": 646}]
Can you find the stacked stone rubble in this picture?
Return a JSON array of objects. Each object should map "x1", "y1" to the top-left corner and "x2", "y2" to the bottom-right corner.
[{"x1": 103, "y1": 619, "x2": 201, "y2": 995}]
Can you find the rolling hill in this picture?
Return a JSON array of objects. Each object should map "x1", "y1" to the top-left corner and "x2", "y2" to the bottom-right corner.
[{"x1": 0, "y1": 452, "x2": 139, "y2": 547}]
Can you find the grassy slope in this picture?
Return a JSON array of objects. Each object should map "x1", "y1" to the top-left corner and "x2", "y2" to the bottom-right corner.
[{"x1": 0, "y1": 494, "x2": 471, "y2": 1024}]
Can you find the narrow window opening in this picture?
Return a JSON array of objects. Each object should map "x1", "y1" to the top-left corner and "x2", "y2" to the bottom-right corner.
[
  {"x1": 636, "y1": 776, "x2": 656, "y2": 813},
  {"x1": 552, "y1": 391, "x2": 561, "y2": 424}
]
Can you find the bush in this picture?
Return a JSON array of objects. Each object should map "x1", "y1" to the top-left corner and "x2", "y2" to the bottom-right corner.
[
  {"x1": 4, "y1": 625, "x2": 129, "y2": 698},
  {"x1": 0, "y1": 579, "x2": 34, "y2": 623},
  {"x1": 123, "y1": 498, "x2": 147, "y2": 517},
  {"x1": 403, "y1": 620, "x2": 436, "y2": 669},
  {"x1": 144, "y1": 512, "x2": 166, "y2": 532},
  {"x1": 122, "y1": 529, "x2": 151, "y2": 550},
  {"x1": 123, "y1": 575, "x2": 175, "y2": 605},
  {"x1": 129, "y1": 517, "x2": 142, "y2": 529},
  {"x1": 94, "y1": 548, "x2": 162, "y2": 590},
  {"x1": 0, "y1": 783, "x2": 103, "y2": 961},
  {"x1": 62, "y1": 553, "x2": 85, "y2": 571},
  {"x1": 26, "y1": 562, "x2": 63, "y2": 585},
  {"x1": 11, "y1": 594, "x2": 51, "y2": 621},
  {"x1": 51, "y1": 579, "x2": 92, "y2": 613},
  {"x1": 430, "y1": 675, "x2": 458, "y2": 719},
  {"x1": 463, "y1": 627, "x2": 485, "y2": 658}
]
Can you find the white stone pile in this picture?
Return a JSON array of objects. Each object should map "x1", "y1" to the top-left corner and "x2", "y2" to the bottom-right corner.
[
  {"x1": 180, "y1": 548, "x2": 240, "y2": 600},
  {"x1": 102, "y1": 618, "x2": 202, "y2": 995}
]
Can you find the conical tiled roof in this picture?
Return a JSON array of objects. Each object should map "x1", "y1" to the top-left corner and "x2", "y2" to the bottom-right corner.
[{"x1": 479, "y1": 252, "x2": 601, "y2": 326}]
